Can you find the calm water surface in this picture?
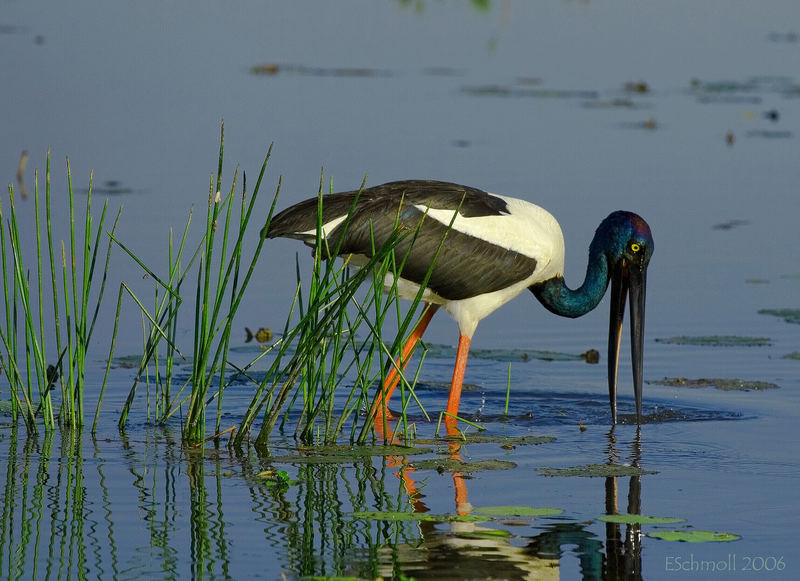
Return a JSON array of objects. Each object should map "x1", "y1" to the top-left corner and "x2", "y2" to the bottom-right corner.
[{"x1": 1, "y1": 1, "x2": 798, "y2": 579}]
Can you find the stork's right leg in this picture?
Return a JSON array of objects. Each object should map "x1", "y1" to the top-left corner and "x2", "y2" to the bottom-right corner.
[{"x1": 372, "y1": 304, "x2": 439, "y2": 421}]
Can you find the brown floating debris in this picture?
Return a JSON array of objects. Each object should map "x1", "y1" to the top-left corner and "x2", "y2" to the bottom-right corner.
[
  {"x1": 624, "y1": 80, "x2": 650, "y2": 93},
  {"x1": 250, "y1": 63, "x2": 392, "y2": 78}
]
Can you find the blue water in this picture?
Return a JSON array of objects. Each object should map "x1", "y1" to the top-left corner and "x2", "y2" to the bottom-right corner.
[{"x1": 1, "y1": 1, "x2": 799, "y2": 579}]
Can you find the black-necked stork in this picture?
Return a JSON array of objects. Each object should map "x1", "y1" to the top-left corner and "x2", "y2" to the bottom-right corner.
[{"x1": 265, "y1": 180, "x2": 653, "y2": 424}]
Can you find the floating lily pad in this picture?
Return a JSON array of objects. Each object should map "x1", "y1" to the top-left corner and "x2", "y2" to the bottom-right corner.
[
  {"x1": 537, "y1": 464, "x2": 657, "y2": 477},
  {"x1": 411, "y1": 458, "x2": 517, "y2": 472},
  {"x1": 425, "y1": 343, "x2": 590, "y2": 363},
  {"x1": 783, "y1": 352, "x2": 800, "y2": 360},
  {"x1": 655, "y1": 335, "x2": 771, "y2": 347},
  {"x1": 648, "y1": 530, "x2": 740, "y2": 543},
  {"x1": 597, "y1": 514, "x2": 684, "y2": 525},
  {"x1": 430, "y1": 434, "x2": 556, "y2": 447},
  {"x1": 268, "y1": 444, "x2": 433, "y2": 464},
  {"x1": 298, "y1": 444, "x2": 431, "y2": 456},
  {"x1": 758, "y1": 308, "x2": 800, "y2": 325},
  {"x1": 651, "y1": 377, "x2": 779, "y2": 391},
  {"x1": 473, "y1": 505, "x2": 564, "y2": 517},
  {"x1": 352, "y1": 511, "x2": 488, "y2": 523}
]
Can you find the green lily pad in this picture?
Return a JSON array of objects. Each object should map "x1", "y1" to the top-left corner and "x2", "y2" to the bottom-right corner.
[
  {"x1": 597, "y1": 514, "x2": 684, "y2": 525},
  {"x1": 758, "y1": 308, "x2": 800, "y2": 325},
  {"x1": 651, "y1": 377, "x2": 779, "y2": 391},
  {"x1": 648, "y1": 530, "x2": 740, "y2": 543},
  {"x1": 473, "y1": 505, "x2": 564, "y2": 517},
  {"x1": 428, "y1": 434, "x2": 556, "y2": 447},
  {"x1": 425, "y1": 343, "x2": 590, "y2": 363},
  {"x1": 411, "y1": 458, "x2": 517, "y2": 472},
  {"x1": 352, "y1": 511, "x2": 488, "y2": 523},
  {"x1": 268, "y1": 444, "x2": 433, "y2": 464},
  {"x1": 783, "y1": 352, "x2": 800, "y2": 360},
  {"x1": 655, "y1": 335, "x2": 771, "y2": 347},
  {"x1": 537, "y1": 464, "x2": 657, "y2": 477},
  {"x1": 296, "y1": 444, "x2": 432, "y2": 457}
]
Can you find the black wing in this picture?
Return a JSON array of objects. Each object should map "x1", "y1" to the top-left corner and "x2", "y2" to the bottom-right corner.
[{"x1": 266, "y1": 180, "x2": 537, "y2": 300}]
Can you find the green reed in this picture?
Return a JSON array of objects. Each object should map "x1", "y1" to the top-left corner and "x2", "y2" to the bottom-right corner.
[
  {"x1": 0, "y1": 132, "x2": 455, "y2": 446},
  {"x1": 235, "y1": 178, "x2": 459, "y2": 447},
  {"x1": 0, "y1": 152, "x2": 119, "y2": 432},
  {"x1": 108, "y1": 124, "x2": 278, "y2": 444}
]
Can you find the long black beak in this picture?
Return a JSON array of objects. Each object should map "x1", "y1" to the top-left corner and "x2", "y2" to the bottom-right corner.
[{"x1": 608, "y1": 260, "x2": 647, "y2": 423}]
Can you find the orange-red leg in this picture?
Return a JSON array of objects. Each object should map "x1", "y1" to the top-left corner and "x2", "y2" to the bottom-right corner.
[
  {"x1": 372, "y1": 304, "x2": 439, "y2": 421},
  {"x1": 444, "y1": 334, "x2": 471, "y2": 428},
  {"x1": 444, "y1": 335, "x2": 471, "y2": 512}
]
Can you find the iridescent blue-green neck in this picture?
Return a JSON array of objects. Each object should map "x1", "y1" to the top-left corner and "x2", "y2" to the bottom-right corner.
[
  {"x1": 530, "y1": 210, "x2": 653, "y2": 318},
  {"x1": 531, "y1": 241, "x2": 610, "y2": 318}
]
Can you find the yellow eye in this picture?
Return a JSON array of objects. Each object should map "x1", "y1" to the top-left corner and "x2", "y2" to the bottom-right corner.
[{"x1": 631, "y1": 243, "x2": 641, "y2": 252}]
